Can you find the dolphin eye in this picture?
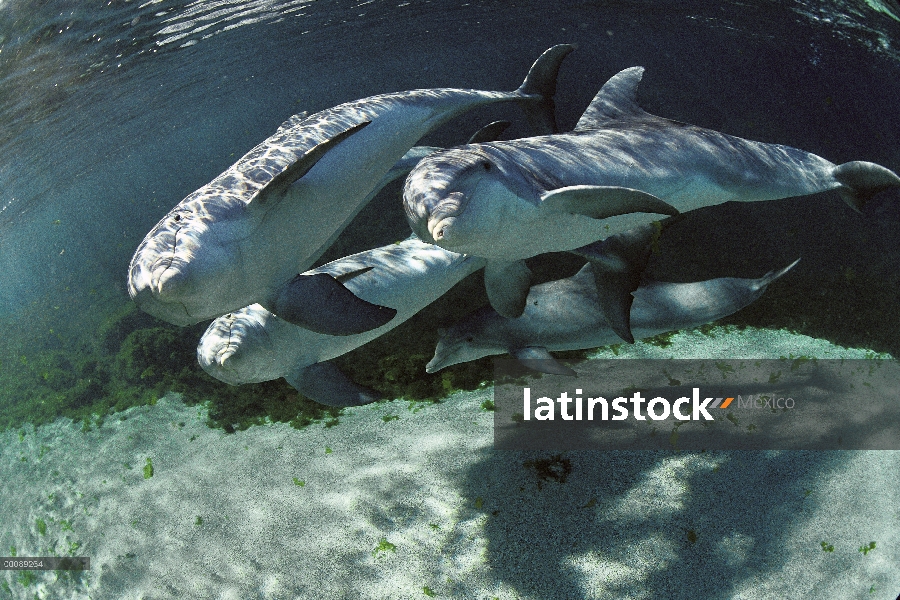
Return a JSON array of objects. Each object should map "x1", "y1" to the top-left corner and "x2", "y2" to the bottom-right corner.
[
  {"x1": 465, "y1": 336, "x2": 474, "y2": 342},
  {"x1": 481, "y1": 162, "x2": 491, "y2": 171},
  {"x1": 173, "y1": 214, "x2": 181, "y2": 222}
]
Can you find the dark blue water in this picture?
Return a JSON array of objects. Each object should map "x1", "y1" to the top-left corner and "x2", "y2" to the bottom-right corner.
[{"x1": 1, "y1": 0, "x2": 898, "y2": 327}]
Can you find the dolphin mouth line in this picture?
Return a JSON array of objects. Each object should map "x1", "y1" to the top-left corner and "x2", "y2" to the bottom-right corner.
[
  {"x1": 149, "y1": 224, "x2": 184, "y2": 295},
  {"x1": 426, "y1": 191, "x2": 468, "y2": 241},
  {"x1": 215, "y1": 315, "x2": 239, "y2": 366},
  {"x1": 425, "y1": 348, "x2": 456, "y2": 373}
]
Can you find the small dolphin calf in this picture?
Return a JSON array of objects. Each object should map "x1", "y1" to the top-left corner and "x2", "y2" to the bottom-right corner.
[
  {"x1": 404, "y1": 66, "x2": 899, "y2": 338},
  {"x1": 197, "y1": 237, "x2": 485, "y2": 407},
  {"x1": 426, "y1": 258, "x2": 800, "y2": 375},
  {"x1": 128, "y1": 45, "x2": 573, "y2": 335}
]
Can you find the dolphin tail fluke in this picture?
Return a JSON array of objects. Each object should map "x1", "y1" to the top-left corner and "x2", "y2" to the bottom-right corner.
[
  {"x1": 572, "y1": 218, "x2": 679, "y2": 344},
  {"x1": 484, "y1": 259, "x2": 533, "y2": 318},
  {"x1": 511, "y1": 347, "x2": 577, "y2": 376},
  {"x1": 285, "y1": 361, "x2": 381, "y2": 407},
  {"x1": 270, "y1": 272, "x2": 396, "y2": 336},
  {"x1": 833, "y1": 161, "x2": 900, "y2": 212},
  {"x1": 750, "y1": 257, "x2": 801, "y2": 292},
  {"x1": 516, "y1": 44, "x2": 576, "y2": 134}
]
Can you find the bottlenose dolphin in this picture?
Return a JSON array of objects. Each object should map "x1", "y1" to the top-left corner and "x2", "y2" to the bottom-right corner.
[
  {"x1": 426, "y1": 257, "x2": 800, "y2": 375},
  {"x1": 196, "y1": 237, "x2": 485, "y2": 407},
  {"x1": 128, "y1": 44, "x2": 573, "y2": 335},
  {"x1": 403, "y1": 65, "x2": 899, "y2": 340}
]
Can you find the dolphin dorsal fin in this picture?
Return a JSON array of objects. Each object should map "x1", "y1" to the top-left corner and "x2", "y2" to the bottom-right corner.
[{"x1": 575, "y1": 67, "x2": 650, "y2": 131}]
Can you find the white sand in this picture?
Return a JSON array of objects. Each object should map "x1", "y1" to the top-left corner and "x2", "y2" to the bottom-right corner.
[{"x1": 1, "y1": 326, "x2": 898, "y2": 599}]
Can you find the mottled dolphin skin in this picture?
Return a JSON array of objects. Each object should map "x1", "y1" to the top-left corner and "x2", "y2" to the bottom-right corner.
[
  {"x1": 196, "y1": 237, "x2": 485, "y2": 407},
  {"x1": 403, "y1": 66, "x2": 900, "y2": 339},
  {"x1": 426, "y1": 258, "x2": 800, "y2": 375},
  {"x1": 128, "y1": 44, "x2": 573, "y2": 335}
]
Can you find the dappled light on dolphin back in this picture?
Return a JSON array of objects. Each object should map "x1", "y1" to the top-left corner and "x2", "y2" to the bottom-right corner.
[
  {"x1": 403, "y1": 65, "x2": 900, "y2": 341},
  {"x1": 127, "y1": 44, "x2": 573, "y2": 336}
]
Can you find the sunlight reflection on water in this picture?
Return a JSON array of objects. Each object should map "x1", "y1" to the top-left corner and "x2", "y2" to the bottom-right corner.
[{"x1": 154, "y1": 0, "x2": 317, "y2": 47}]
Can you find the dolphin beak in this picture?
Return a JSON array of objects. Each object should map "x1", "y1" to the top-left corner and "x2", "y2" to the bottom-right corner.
[
  {"x1": 128, "y1": 254, "x2": 198, "y2": 325},
  {"x1": 425, "y1": 345, "x2": 453, "y2": 373},
  {"x1": 215, "y1": 345, "x2": 238, "y2": 368},
  {"x1": 424, "y1": 355, "x2": 443, "y2": 373},
  {"x1": 431, "y1": 192, "x2": 468, "y2": 243},
  {"x1": 148, "y1": 256, "x2": 194, "y2": 299},
  {"x1": 198, "y1": 342, "x2": 243, "y2": 386},
  {"x1": 428, "y1": 218, "x2": 450, "y2": 243}
]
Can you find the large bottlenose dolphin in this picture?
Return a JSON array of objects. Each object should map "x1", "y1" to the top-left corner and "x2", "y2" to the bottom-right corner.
[
  {"x1": 196, "y1": 237, "x2": 485, "y2": 407},
  {"x1": 128, "y1": 44, "x2": 573, "y2": 336},
  {"x1": 426, "y1": 257, "x2": 800, "y2": 375},
  {"x1": 403, "y1": 66, "x2": 900, "y2": 341}
]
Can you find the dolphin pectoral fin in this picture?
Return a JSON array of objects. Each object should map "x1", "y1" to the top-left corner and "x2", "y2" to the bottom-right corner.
[
  {"x1": 572, "y1": 219, "x2": 678, "y2": 343},
  {"x1": 467, "y1": 120, "x2": 512, "y2": 144},
  {"x1": 252, "y1": 120, "x2": 372, "y2": 206},
  {"x1": 540, "y1": 185, "x2": 679, "y2": 219},
  {"x1": 485, "y1": 259, "x2": 532, "y2": 319},
  {"x1": 285, "y1": 361, "x2": 381, "y2": 407},
  {"x1": 516, "y1": 44, "x2": 576, "y2": 135},
  {"x1": 270, "y1": 273, "x2": 396, "y2": 336},
  {"x1": 511, "y1": 347, "x2": 577, "y2": 376},
  {"x1": 833, "y1": 161, "x2": 900, "y2": 212}
]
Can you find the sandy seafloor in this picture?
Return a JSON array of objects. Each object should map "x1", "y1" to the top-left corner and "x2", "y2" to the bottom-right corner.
[{"x1": 1, "y1": 326, "x2": 898, "y2": 600}]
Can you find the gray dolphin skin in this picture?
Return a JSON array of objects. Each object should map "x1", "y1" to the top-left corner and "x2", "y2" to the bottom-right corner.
[
  {"x1": 196, "y1": 237, "x2": 485, "y2": 407},
  {"x1": 426, "y1": 258, "x2": 800, "y2": 376},
  {"x1": 127, "y1": 44, "x2": 573, "y2": 336},
  {"x1": 403, "y1": 65, "x2": 900, "y2": 338}
]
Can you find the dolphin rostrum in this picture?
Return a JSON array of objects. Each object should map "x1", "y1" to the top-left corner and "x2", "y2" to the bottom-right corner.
[
  {"x1": 403, "y1": 66, "x2": 899, "y2": 341},
  {"x1": 426, "y1": 257, "x2": 800, "y2": 375},
  {"x1": 196, "y1": 237, "x2": 485, "y2": 407},
  {"x1": 128, "y1": 44, "x2": 573, "y2": 335}
]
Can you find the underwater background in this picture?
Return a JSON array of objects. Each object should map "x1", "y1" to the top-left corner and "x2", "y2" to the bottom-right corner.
[{"x1": 1, "y1": 0, "x2": 899, "y2": 598}]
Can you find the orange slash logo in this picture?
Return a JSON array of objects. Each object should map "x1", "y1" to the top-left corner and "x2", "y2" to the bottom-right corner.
[{"x1": 711, "y1": 397, "x2": 734, "y2": 409}]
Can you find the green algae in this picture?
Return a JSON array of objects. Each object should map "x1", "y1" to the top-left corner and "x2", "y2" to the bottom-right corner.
[
  {"x1": 859, "y1": 541, "x2": 876, "y2": 555},
  {"x1": 372, "y1": 537, "x2": 396, "y2": 558},
  {"x1": 0, "y1": 302, "x2": 343, "y2": 434}
]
